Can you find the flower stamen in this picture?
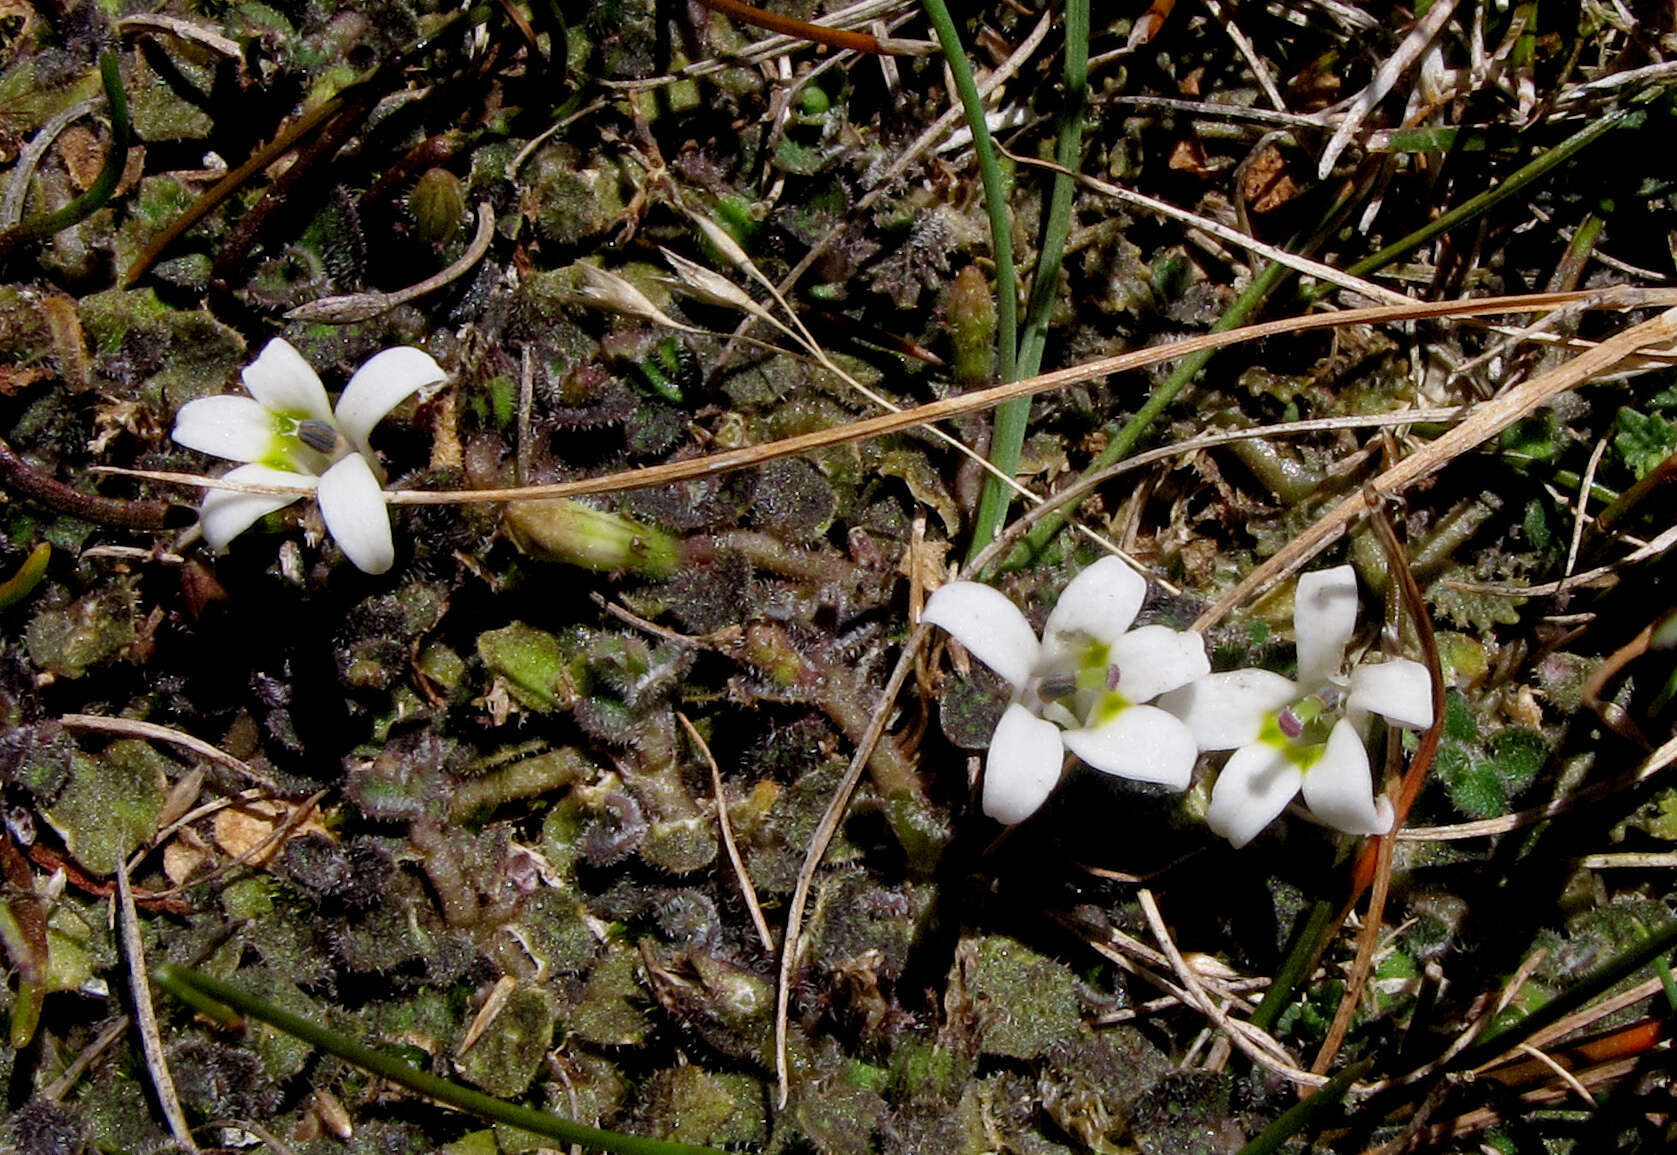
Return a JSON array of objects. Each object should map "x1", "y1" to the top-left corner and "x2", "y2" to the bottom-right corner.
[
  {"x1": 1037, "y1": 671, "x2": 1079, "y2": 701},
  {"x1": 296, "y1": 418, "x2": 342, "y2": 455}
]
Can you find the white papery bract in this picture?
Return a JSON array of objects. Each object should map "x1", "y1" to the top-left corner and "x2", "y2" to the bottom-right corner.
[
  {"x1": 1159, "y1": 565, "x2": 1435, "y2": 848},
  {"x1": 173, "y1": 339, "x2": 446, "y2": 574},
  {"x1": 923, "y1": 557, "x2": 1209, "y2": 825}
]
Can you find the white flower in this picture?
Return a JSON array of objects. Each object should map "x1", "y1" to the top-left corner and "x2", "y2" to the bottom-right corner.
[
  {"x1": 1159, "y1": 565, "x2": 1434, "y2": 848},
  {"x1": 173, "y1": 339, "x2": 446, "y2": 574},
  {"x1": 923, "y1": 557, "x2": 1209, "y2": 825}
]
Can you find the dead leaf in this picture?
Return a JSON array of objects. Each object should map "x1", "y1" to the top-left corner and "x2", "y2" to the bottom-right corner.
[
  {"x1": 212, "y1": 799, "x2": 328, "y2": 866},
  {"x1": 1240, "y1": 145, "x2": 1300, "y2": 214}
]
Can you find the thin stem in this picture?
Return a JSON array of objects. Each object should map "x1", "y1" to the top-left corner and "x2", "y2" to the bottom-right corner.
[
  {"x1": 1449, "y1": 918, "x2": 1677, "y2": 1072},
  {"x1": 972, "y1": 0, "x2": 1089, "y2": 575},
  {"x1": 1010, "y1": 256, "x2": 1294, "y2": 566},
  {"x1": 0, "y1": 53, "x2": 128, "y2": 256},
  {"x1": 1233, "y1": 1059, "x2": 1372, "y2": 1155},
  {"x1": 919, "y1": 0, "x2": 1019, "y2": 561},
  {"x1": 153, "y1": 964, "x2": 730, "y2": 1155},
  {"x1": 1249, "y1": 896, "x2": 1336, "y2": 1033},
  {"x1": 1017, "y1": 0, "x2": 1088, "y2": 385},
  {"x1": 1336, "y1": 107, "x2": 1636, "y2": 286}
]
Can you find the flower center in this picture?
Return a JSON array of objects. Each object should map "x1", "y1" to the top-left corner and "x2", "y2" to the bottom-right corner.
[
  {"x1": 1260, "y1": 690, "x2": 1342, "y2": 768},
  {"x1": 1034, "y1": 655, "x2": 1130, "y2": 729}
]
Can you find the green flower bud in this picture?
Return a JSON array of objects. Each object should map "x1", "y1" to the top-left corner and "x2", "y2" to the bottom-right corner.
[
  {"x1": 504, "y1": 498, "x2": 680, "y2": 577},
  {"x1": 407, "y1": 168, "x2": 465, "y2": 248},
  {"x1": 946, "y1": 264, "x2": 997, "y2": 385}
]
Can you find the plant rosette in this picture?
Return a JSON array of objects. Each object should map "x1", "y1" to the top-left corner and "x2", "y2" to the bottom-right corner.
[
  {"x1": 924, "y1": 557, "x2": 1209, "y2": 824},
  {"x1": 1159, "y1": 565, "x2": 1434, "y2": 847}
]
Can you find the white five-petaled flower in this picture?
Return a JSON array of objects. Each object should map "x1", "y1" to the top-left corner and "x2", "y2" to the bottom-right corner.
[
  {"x1": 1158, "y1": 565, "x2": 1434, "y2": 848},
  {"x1": 923, "y1": 557, "x2": 1210, "y2": 825},
  {"x1": 172, "y1": 338, "x2": 447, "y2": 574}
]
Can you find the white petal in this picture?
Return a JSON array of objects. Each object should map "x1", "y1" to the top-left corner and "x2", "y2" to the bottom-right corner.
[
  {"x1": 982, "y1": 704, "x2": 1066, "y2": 824},
  {"x1": 1063, "y1": 703, "x2": 1198, "y2": 789},
  {"x1": 334, "y1": 346, "x2": 448, "y2": 455},
  {"x1": 1040, "y1": 556, "x2": 1147, "y2": 668},
  {"x1": 1348, "y1": 658, "x2": 1434, "y2": 729},
  {"x1": 1156, "y1": 669, "x2": 1298, "y2": 750},
  {"x1": 241, "y1": 339, "x2": 332, "y2": 421},
  {"x1": 923, "y1": 581, "x2": 1040, "y2": 690},
  {"x1": 1109, "y1": 626, "x2": 1210, "y2": 703},
  {"x1": 317, "y1": 454, "x2": 394, "y2": 574},
  {"x1": 197, "y1": 464, "x2": 313, "y2": 550},
  {"x1": 1206, "y1": 743, "x2": 1303, "y2": 848},
  {"x1": 1294, "y1": 565, "x2": 1360, "y2": 687},
  {"x1": 173, "y1": 396, "x2": 282, "y2": 463},
  {"x1": 1300, "y1": 719, "x2": 1394, "y2": 837}
]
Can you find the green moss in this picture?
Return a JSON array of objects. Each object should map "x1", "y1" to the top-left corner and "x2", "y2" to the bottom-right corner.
[
  {"x1": 1127, "y1": 1071, "x2": 1238, "y2": 1155},
  {"x1": 44, "y1": 896, "x2": 113, "y2": 995},
  {"x1": 43, "y1": 747, "x2": 164, "y2": 876},
  {"x1": 456, "y1": 984, "x2": 557, "y2": 1098},
  {"x1": 1488, "y1": 728, "x2": 1548, "y2": 792},
  {"x1": 957, "y1": 935, "x2": 1082, "y2": 1060},
  {"x1": 517, "y1": 889, "x2": 597, "y2": 974},
  {"x1": 25, "y1": 585, "x2": 139, "y2": 679},
  {"x1": 639, "y1": 1067, "x2": 767, "y2": 1146},
  {"x1": 220, "y1": 876, "x2": 278, "y2": 921},
  {"x1": 1443, "y1": 690, "x2": 1478, "y2": 741},
  {"x1": 526, "y1": 144, "x2": 631, "y2": 248},
  {"x1": 570, "y1": 945, "x2": 650, "y2": 1047},
  {"x1": 477, "y1": 622, "x2": 582, "y2": 711},
  {"x1": 640, "y1": 813, "x2": 718, "y2": 873}
]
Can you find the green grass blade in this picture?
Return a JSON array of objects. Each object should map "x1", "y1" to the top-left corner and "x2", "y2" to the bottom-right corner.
[
  {"x1": 0, "y1": 53, "x2": 128, "y2": 256},
  {"x1": 1235, "y1": 1059, "x2": 1372, "y2": 1155},
  {"x1": 153, "y1": 964, "x2": 730, "y2": 1155},
  {"x1": 919, "y1": 0, "x2": 1019, "y2": 562},
  {"x1": 1449, "y1": 916, "x2": 1677, "y2": 1072}
]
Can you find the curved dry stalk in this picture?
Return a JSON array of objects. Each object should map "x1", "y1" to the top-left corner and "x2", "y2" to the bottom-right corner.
[
  {"x1": 773, "y1": 622, "x2": 930, "y2": 1107},
  {"x1": 284, "y1": 201, "x2": 496, "y2": 323},
  {"x1": 677, "y1": 712, "x2": 775, "y2": 954},
  {"x1": 126, "y1": 289, "x2": 1677, "y2": 507},
  {"x1": 1193, "y1": 302, "x2": 1677, "y2": 632},
  {"x1": 60, "y1": 714, "x2": 275, "y2": 789},
  {"x1": 1009, "y1": 151, "x2": 1413, "y2": 307},
  {"x1": 1138, "y1": 889, "x2": 1322, "y2": 1086}
]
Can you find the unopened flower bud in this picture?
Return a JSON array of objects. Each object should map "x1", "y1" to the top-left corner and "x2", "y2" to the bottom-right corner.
[
  {"x1": 408, "y1": 168, "x2": 465, "y2": 248},
  {"x1": 504, "y1": 498, "x2": 679, "y2": 578}
]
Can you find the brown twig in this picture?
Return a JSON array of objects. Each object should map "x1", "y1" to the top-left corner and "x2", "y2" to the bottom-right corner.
[
  {"x1": 691, "y1": 0, "x2": 929, "y2": 55},
  {"x1": 0, "y1": 436, "x2": 183, "y2": 530}
]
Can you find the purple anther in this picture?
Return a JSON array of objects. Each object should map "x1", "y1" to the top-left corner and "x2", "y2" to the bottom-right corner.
[
  {"x1": 1106, "y1": 664, "x2": 1122, "y2": 691},
  {"x1": 1277, "y1": 708, "x2": 1304, "y2": 740}
]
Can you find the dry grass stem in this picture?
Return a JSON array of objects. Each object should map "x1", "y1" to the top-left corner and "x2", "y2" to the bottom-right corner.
[
  {"x1": 116, "y1": 859, "x2": 201, "y2": 1153},
  {"x1": 1194, "y1": 304, "x2": 1677, "y2": 632},
  {"x1": 679, "y1": 712, "x2": 776, "y2": 954},
  {"x1": 59, "y1": 713, "x2": 275, "y2": 789}
]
